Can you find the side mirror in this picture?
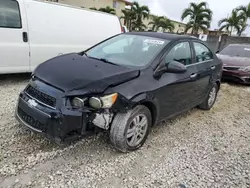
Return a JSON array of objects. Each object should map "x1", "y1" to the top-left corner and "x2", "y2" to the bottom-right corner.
[
  {"x1": 165, "y1": 60, "x2": 187, "y2": 73},
  {"x1": 215, "y1": 50, "x2": 219, "y2": 54}
]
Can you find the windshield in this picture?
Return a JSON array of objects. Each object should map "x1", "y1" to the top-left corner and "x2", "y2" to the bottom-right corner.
[
  {"x1": 86, "y1": 34, "x2": 169, "y2": 67},
  {"x1": 220, "y1": 45, "x2": 250, "y2": 58}
]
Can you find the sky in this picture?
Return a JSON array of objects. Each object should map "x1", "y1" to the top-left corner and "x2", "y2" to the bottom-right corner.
[{"x1": 128, "y1": 0, "x2": 250, "y2": 34}]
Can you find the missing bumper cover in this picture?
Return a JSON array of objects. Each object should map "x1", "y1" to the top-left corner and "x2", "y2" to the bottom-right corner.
[{"x1": 92, "y1": 112, "x2": 113, "y2": 130}]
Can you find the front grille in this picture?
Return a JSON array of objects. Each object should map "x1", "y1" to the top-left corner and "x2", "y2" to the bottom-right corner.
[
  {"x1": 18, "y1": 107, "x2": 46, "y2": 131},
  {"x1": 26, "y1": 85, "x2": 56, "y2": 108},
  {"x1": 223, "y1": 66, "x2": 239, "y2": 71}
]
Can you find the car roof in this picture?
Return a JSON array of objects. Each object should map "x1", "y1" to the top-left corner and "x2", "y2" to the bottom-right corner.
[{"x1": 125, "y1": 32, "x2": 195, "y2": 41}]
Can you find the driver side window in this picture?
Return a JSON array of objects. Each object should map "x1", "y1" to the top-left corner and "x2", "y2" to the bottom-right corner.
[{"x1": 165, "y1": 42, "x2": 192, "y2": 66}]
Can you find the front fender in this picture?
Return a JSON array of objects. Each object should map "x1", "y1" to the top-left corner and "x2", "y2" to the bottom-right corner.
[{"x1": 130, "y1": 92, "x2": 160, "y2": 126}]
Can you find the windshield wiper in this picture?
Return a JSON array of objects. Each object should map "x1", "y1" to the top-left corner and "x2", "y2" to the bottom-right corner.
[
  {"x1": 88, "y1": 56, "x2": 120, "y2": 66},
  {"x1": 99, "y1": 58, "x2": 119, "y2": 66},
  {"x1": 80, "y1": 51, "x2": 89, "y2": 57}
]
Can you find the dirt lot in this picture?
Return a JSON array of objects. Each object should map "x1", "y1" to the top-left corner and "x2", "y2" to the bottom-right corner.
[{"x1": 0, "y1": 74, "x2": 250, "y2": 188}]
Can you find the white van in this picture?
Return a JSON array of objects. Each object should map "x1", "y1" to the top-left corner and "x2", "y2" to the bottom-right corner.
[{"x1": 0, "y1": 0, "x2": 122, "y2": 74}]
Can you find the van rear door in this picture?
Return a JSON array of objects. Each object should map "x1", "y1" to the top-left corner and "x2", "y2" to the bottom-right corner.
[{"x1": 0, "y1": 0, "x2": 30, "y2": 74}]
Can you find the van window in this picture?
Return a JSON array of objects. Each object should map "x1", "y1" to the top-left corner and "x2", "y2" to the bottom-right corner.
[{"x1": 0, "y1": 0, "x2": 22, "y2": 28}]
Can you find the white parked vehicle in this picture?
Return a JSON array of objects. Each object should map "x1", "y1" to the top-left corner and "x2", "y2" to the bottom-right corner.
[{"x1": 0, "y1": 0, "x2": 122, "y2": 74}]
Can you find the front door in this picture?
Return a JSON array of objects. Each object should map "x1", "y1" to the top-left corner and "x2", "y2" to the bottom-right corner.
[
  {"x1": 155, "y1": 41, "x2": 200, "y2": 120},
  {"x1": 0, "y1": 0, "x2": 30, "y2": 74}
]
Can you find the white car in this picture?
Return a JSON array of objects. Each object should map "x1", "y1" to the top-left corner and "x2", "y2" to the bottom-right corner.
[{"x1": 0, "y1": 0, "x2": 122, "y2": 74}]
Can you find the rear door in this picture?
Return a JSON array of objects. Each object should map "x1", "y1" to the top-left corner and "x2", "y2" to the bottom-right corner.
[
  {"x1": 0, "y1": 0, "x2": 29, "y2": 74},
  {"x1": 191, "y1": 41, "x2": 216, "y2": 103}
]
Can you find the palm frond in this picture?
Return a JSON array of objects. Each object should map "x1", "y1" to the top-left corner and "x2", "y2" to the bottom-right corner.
[
  {"x1": 181, "y1": 8, "x2": 193, "y2": 20},
  {"x1": 218, "y1": 18, "x2": 229, "y2": 26},
  {"x1": 219, "y1": 24, "x2": 229, "y2": 31}
]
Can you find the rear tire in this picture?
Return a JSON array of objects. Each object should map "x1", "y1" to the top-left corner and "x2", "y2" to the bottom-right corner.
[
  {"x1": 199, "y1": 84, "x2": 218, "y2": 110},
  {"x1": 110, "y1": 105, "x2": 152, "y2": 153}
]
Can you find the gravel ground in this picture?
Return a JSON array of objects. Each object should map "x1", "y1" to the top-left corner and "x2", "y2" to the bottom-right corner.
[{"x1": 0, "y1": 74, "x2": 250, "y2": 188}]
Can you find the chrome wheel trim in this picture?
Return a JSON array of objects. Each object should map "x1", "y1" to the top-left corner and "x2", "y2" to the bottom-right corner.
[
  {"x1": 126, "y1": 114, "x2": 148, "y2": 147},
  {"x1": 208, "y1": 87, "x2": 216, "y2": 107}
]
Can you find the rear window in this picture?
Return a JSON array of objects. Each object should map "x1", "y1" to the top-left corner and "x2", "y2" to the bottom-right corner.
[
  {"x1": 0, "y1": 0, "x2": 22, "y2": 28},
  {"x1": 220, "y1": 45, "x2": 250, "y2": 58}
]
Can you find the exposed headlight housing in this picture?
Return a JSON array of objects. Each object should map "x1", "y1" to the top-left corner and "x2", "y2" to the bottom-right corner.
[
  {"x1": 239, "y1": 66, "x2": 250, "y2": 72},
  {"x1": 71, "y1": 93, "x2": 118, "y2": 109},
  {"x1": 71, "y1": 97, "x2": 86, "y2": 108},
  {"x1": 89, "y1": 93, "x2": 118, "y2": 109},
  {"x1": 89, "y1": 97, "x2": 102, "y2": 109}
]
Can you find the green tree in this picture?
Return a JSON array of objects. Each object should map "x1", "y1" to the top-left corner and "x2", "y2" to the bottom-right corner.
[
  {"x1": 120, "y1": 9, "x2": 135, "y2": 31},
  {"x1": 159, "y1": 17, "x2": 175, "y2": 32},
  {"x1": 181, "y1": 2, "x2": 212, "y2": 34},
  {"x1": 148, "y1": 15, "x2": 165, "y2": 31},
  {"x1": 131, "y1": 1, "x2": 150, "y2": 31},
  {"x1": 89, "y1": 7, "x2": 97, "y2": 10},
  {"x1": 236, "y1": 3, "x2": 250, "y2": 21},
  {"x1": 218, "y1": 10, "x2": 245, "y2": 36},
  {"x1": 238, "y1": 21, "x2": 248, "y2": 36},
  {"x1": 235, "y1": 3, "x2": 250, "y2": 35},
  {"x1": 98, "y1": 6, "x2": 116, "y2": 15}
]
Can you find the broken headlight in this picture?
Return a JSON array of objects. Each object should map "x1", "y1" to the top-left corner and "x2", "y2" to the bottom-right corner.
[
  {"x1": 71, "y1": 97, "x2": 87, "y2": 108},
  {"x1": 89, "y1": 93, "x2": 118, "y2": 109},
  {"x1": 71, "y1": 93, "x2": 118, "y2": 109}
]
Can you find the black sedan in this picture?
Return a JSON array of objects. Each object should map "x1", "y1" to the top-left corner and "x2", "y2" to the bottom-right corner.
[{"x1": 16, "y1": 32, "x2": 222, "y2": 152}]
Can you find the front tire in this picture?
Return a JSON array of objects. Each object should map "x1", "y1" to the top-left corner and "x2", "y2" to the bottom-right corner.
[
  {"x1": 199, "y1": 84, "x2": 218, "y2": 110},
  {"x1": 110, "y1": 105, "x2": 152, "y2": 153}
]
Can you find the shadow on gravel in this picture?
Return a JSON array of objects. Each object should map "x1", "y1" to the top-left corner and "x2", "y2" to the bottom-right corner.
[
  {"x1": 221, "y1": 80, "x2": 250, "y2": 88},
  {"x1": 0, "y1": 73, "x2": 31, "y2": 83}
]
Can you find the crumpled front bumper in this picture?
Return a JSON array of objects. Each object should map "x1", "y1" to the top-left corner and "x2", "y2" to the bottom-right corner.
[{"x1": 15, "y1": 87, "x2": 96, "y2": 142}]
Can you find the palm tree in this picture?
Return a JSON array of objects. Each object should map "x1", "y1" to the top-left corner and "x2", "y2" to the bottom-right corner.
[
  {"x1": 159, "y1": 17, "x2": 175, "y2": 32},
  {"x1": 236, "y1": 3, "x2": 250, "y2": 21},
  {"x1": 148, "y1": 15, "x2": 164, "y2": 31},
  {"x1": 98, "y1": 6, "x2": 116, "y2": 15},
  {"x1": 181, "y1": 2, "x2": 212, "y2": 34},
  {"x1": 131, "y1": 2, "x2": 150, "y2": 31},
  {"x1": 238, "y1": 21, "x2": 248, "y2": 36},
  {"x1": 218, "y1": 10, "x2": 245, "y2": 36},
  {"x1": 120, "y1": 9, "x2": 135, "y2": 31},
  {"x1": 235, "y1": 3, "x2": 250, "y2": 36}
]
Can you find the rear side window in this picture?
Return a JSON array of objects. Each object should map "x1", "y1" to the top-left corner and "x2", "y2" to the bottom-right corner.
[
  {"x1": 165, "y1": 42, "x2": 192, "y2": 65},
  {"x1": 0, "y1": 0, "x2": 22, "y2": 28},
  {"x1": 193, "y1": 42, "x2": 213, "y2": 62}
]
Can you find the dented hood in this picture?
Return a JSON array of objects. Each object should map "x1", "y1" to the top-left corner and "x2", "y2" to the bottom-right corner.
[{"x1": 34, "y1": 53, "x2": 139, "y2": 94}]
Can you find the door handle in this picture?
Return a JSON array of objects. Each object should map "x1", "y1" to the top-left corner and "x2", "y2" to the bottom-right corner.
[
  {"x1": 211, "y1": 66, "x2": 216, "y2": 70},
  {"x1": 190, "y1": 73, "x2": 197, "y2": 78},
  {"x1": 22, "y1": 32, "x2": 28, "y2": 42}
]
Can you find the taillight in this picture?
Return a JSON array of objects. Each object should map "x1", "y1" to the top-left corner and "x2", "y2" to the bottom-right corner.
[{"x1": 121, "y1": 26, "x2": 125, "y2": 33}]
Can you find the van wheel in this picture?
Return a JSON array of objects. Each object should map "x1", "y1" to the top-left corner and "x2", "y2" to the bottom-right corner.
[
  {"x1": 110, "y1": 105, "x2": 152, "y2": 153},
  {"x1": 199, "y1": 84, "x2": 218, "y2": 110}
]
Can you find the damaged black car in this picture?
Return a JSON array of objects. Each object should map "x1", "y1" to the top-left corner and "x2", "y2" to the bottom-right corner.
[{"x1": 16, "y1": 32, "x2": 222, "y2": 152}]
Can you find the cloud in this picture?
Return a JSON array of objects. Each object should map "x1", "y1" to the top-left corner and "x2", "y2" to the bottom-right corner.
[{"x1": 129, "y1": 0, "x2": 250, "y2": 34}]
